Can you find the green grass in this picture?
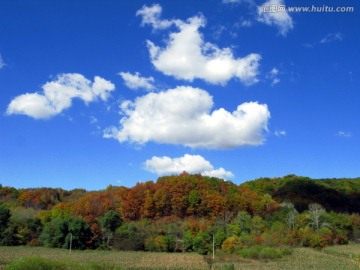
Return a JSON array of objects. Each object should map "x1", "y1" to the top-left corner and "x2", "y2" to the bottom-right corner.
[
  {"x1": 0, "y1": 245, "x2": 360, "y2": 270},
  {"x1": 0, "y1": 247, "x2": 208, "y2": 270}
]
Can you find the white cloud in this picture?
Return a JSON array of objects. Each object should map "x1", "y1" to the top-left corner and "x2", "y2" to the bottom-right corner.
[
  {"x1": 144, "y1": 154, "x2": 234, "y2": 179},
  {"x1": 119, "y1": 72, "x2": 155, "y2": 91},
  {"x1": 104, "y1": 86, "x2": 270, "y2": 149},
  {"x1": 137, "y1": 4, "x2": 261, "y2": 85},
  {"x1": 6, "y1": 73, "x2": 115, "y2": 119},
  {"x1": 337, "y1": 130, "x2": 352, "y2": 138},
  {"x1": 320, "y1": 33, "x2": 344, "y2": 44},
  {"x1": 275, "y1": 130, "x2": 286, "y2": 136},
  {"x1": 258, "y1": 0, "x2": 294, "y2": 36}
]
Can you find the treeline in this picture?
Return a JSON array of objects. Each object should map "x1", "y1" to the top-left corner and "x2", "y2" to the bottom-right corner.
[
  {"x1": 1, "y1": 173, "x2": 360, "y2": 257},
  {"x1": 241, "y1": 174, "x2": 360, "y2": 212}
]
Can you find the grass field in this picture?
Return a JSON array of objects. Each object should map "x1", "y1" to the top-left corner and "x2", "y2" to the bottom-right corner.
[{"x1": 0, "y1": 245, "x2": 359, "y2": 270}]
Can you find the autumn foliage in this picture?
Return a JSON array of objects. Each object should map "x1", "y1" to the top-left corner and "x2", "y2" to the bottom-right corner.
[{"x1": 1, "y1": 174, "x2": 360, "y2": 254}]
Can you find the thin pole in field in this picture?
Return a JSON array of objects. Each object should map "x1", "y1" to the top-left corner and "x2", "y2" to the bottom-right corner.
[
  {"x1": 212, "y1": 234, "x2": 215, "y2": 260},
  {"x1": 69, "y1": 233, "x2": 73, "y2": 253}
]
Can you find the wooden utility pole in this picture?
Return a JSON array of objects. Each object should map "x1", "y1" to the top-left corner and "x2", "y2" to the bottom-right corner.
[
  {"x1": 69, "y1": 233, "x2": 73, "y2": 253},
  {"x1": 212, "y1": 234, "x2": 215, "y2": 260}
]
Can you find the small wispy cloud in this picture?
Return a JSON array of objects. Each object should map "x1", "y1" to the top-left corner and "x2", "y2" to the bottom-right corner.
[
  {"x1": 89, "y1": 116, "x2": 102, "y2": 136},
  {"x1": 212, "y1": 25, "x2": 227, "y2": 40},
  {"x1": 222, "y1": 0, "x2": 241, "y2": 4},
  {"x1": 90, "y1": 116, "x2": 98, "y2": 124},
  {"x1": 320, "y1": 32, "x2": 344, "y2": 44},
  {"x1": 223, "y1": 0, "x2": 256, "y2": 5},
  {"x1": 239, "y1": 20, "x2": 253, "y2": 27},
  {"x1": 267, "y1": 67, "x2": 281, "y2": 85},
  {"x1": 304, "y1": 32, "x2": 344, "y2": 48},
  {"x1": 275, "y1": 130, "x2": 287, "y2": 137},
  {"x1": 119, "y1": 71, "x2": 155, "y2": 91},
  {"x1": 0, "y1": 54, "x2": 5, "y2": 69},
  {"x1": 337, "y1": 130, "x2": 352, "y2": 138}
]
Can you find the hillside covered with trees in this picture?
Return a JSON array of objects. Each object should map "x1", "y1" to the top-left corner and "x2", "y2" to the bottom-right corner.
[{"x1": 1, "y1": 174, "x2": 360, "y2": 257}]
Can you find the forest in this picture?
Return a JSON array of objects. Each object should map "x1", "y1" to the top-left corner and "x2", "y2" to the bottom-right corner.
[{"x1": 1, "y1": 173, "x2": 360, "y2": 258}]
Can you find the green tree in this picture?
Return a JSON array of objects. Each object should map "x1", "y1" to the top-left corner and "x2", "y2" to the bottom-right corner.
[
  {"x1": 193, "y1": 230, "x2": 212, "y2": 255},
  {"x1": 233, "y1": 211, "x2": 252, "y2": 234},
  {"x1": 0, "y1": 203, "x2": 11, "y2": 237},
  {"x1": 40, "y1": 218, "x2": 67, "y2": 248},
  {"x1": 100, "y1": 210, "x2": 122, "y2": 247},
  {"x1": 40, "y1": 217, "x2": 90, "y2": 250},
  {"x1": 113, "y1": 221, "x2": 147, "y2": 251},
  {"x1": 183, "y1": 230, "x2": 195, "y2": 251},
  {"x1": 0, "y1": 203, "x2": 12, "y2": 245},
  {"x1": 65, "y1": 217, "x2": 91, "y2": 250}
]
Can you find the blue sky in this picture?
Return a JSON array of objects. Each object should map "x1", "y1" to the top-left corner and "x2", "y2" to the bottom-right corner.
[{"x1": 0, "y1": 0, "x2": 359, "y2": 190}]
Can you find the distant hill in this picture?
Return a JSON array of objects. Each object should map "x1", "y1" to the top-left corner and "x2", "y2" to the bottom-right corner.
[
  {"x1": 1, "y1": 174, "x2": 360, "y2": 217},
  {"x1": 240, "y1": 175, "x2": 360, "y2": 213}
]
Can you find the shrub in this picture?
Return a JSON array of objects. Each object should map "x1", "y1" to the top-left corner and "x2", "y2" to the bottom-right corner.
[
  {"x1": 145, "y1": 235, "x2": 166, "y2": 252},
  {"x1": 308, "y1": 233, "x2": 328, "y2": 249},
  {"x1": 221, "y1": 236, "x2": 243, "y2": 253},
  {"x1": 218, "y1": 264, "x2": 235, "y2": 270},
  {"x1": 239, "y1": 245, "x2": 263, "y2": 259},
  {"x1": 259, "y1": 247, "x2": 281, "y2": 260},
  {"x1": 145, "y1": 235, "x2": 176, "y2": 252},
  {"x1": 279, "y1": 246, "x2": 293, "y2": 256},
  {"x1": 333, "y1": 230, "x2": 348, "y2": 245},
  {"x1": 238, "y1": 245, "x2": 292, "y2": 260},
  {"x1": 238, "y1": 233, "x2": 257, "y2": 247}
]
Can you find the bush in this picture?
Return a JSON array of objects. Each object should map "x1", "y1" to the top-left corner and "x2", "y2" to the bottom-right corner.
[
  {"x1": 145, "y1": 235, "x2": 176, "y2": 252},
  {"x1": 218, "y1": 264, "x2": 235, "y2": 270},
  {"x1": 221, "y1": 236, "x2": 243, "y2": 253},
  {"x1": 239, "y1": 245, "x2": 292, "y2": 260},
  {"x1": 238, "y1": 233, "x2": 257, "y2": 247},
  {"x1": 40, "y1": 217, "x2": 91, "y2": 250},
  {"x1": 279, "y1": 246, "x2": 293, "y2": 256},
  {"x1": 5, "y1": 257, "x2": 65, "y2": 270},
  {"x1": 259, "y1": 247, "x2": 281, "y2": 260},
  {"x1": 239, "y1": 245, "x2": 263, "y2": 259},
  {"x1": 308, "y1": 233, "x2": 328, "y2": 249},
  {"x1": 333, "y1": 230, "x2": 348, "y2": 245}
]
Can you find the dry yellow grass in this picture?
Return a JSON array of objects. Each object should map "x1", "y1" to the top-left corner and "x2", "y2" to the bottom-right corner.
[{"x1": 229, "y1": 248, "x2": 357, "y2": 270}]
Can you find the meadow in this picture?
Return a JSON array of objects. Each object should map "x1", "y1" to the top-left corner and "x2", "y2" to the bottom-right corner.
[{"x1": 0, "y1": 245, "x2": 360, "y2": 270}]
